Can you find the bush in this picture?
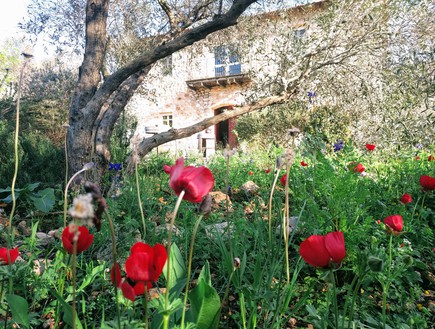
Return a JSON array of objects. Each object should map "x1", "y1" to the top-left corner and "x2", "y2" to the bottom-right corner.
[{"x1": 0, "y1": 119, "x2": 64, "y2": 188}]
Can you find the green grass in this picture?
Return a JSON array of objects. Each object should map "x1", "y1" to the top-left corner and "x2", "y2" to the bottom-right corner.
[{"x1": 0, "y1": 142, "x2": 434, "y2": 328}]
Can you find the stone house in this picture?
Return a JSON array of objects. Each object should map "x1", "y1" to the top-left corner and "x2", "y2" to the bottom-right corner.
[{"x1": 126, "y1": 1, "x2": 328, "y2": 156}]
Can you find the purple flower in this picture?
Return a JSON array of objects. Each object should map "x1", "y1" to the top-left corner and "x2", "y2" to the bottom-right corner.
[
  {"x1": 109, "y1": 163, "x2": 122, "y2": 171},
  {"x1": 333, "y1": 140, "x2": 344, "y2": 152}
]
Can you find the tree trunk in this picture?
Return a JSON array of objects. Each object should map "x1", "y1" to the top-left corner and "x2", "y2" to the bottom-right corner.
[
  {"x1": 66, "y1": 0, "x2": 257, "y2": 184},
  {"x1": 67, "y1": 0, "x2": 109, "y2": 180}
]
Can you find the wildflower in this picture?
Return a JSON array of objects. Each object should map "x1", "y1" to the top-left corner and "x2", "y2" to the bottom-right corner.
[
  {"x1": 400, "y1": 193, "x2": 412, "y2": 204},
  {"x1": 61, "y1": 224, "x2": 94, "y2": 254},
  {"x1": 376, "y1": 220, "x2": 381, "y2": 225},
  {"x1": 125, "y1": 242, "x2": 167, "y2": 284},
  {"x1": 428, "y1": 155, "x2": 435, "y2": 161},
  {"x1": 420, "y1": 175, "x2": 435, "y2": 191},
  {"x1": 353, "y1": 163, "x2": 365, "y2": 173},
  {"x1": 365, "y1": 144, "x2": 376, "y2": 151},
  {"x1": 415, "y1": 156, "x2": 420, "y2": 161},
  {"x1": 109, "y1": 163, "x2": 122, "y2": 171},
  {"x1": 0, "y1": 247, "x2": 19, "y2": 265},
  {"x1": 110, "y1": 263, "x2": 151, "y2": 302},
  {"x1": 300, "y1": 161, "x2": 308, "y2": 167},
  {"x1": 248, "y1": 171, "x2": 254, "y2": 175},
  {"x1": 299, "y1": 231, "x2": 346, "y2": 268},
  {"x1": 164, "y1": 158, "x2": 214, "y2": 203},
  {"x1": 264, "y1": 169, "x2": 271, "y2": 173},
  {"x1": 68, "y1": 194, "x2": 94, "y2": 220},
  {"x1": 280, "y1": 174, "x2": 287, "y2": 186},
  {"x1": 383, "y1": 214, "x2": 403, "y2": 235},
  {"x1": 333, "y1": 140, "x2": 344, "y2": 152}
]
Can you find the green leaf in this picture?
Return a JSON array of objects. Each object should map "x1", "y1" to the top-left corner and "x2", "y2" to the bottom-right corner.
[
  {"x1": 50, "y1": 289, "x2": 83, "y2": 329},
  {"x1": 5, "y1": 294, "x2": 30, "y2": 329},
  {"x1": 196, "y1": 260, "x2": 211, "y2": 286},
  {"x1": 188, "y1": 263, "x2": 221, "y2": 329},
  {"x1": 163, "y1": 243, "x2": 187, "y2": 298},
  {"x1": 30, "y1": 187, "x2": 55, "y2": 212}
]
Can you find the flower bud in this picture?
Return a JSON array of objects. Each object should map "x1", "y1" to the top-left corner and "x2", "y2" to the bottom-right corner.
[
  {"x1": 199, "y1": 194, "x2": 212, "y2": 215},
  {"x1": 83, "y1": 162, "x2": 95, "y2": 171},
  {"x1": 233, "y1": 257, "x2": 241, "y2": 269},
  {"x1": 402, "y1": 255, "x2": 413, "y2": 266},
  {"x1": 368, "y1": 256, "x2": 384, "y2": 272}
]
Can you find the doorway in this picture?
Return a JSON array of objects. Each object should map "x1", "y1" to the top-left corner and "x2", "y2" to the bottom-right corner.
[{"x1": 214, "y1": 106, "x2": 237, "y2": 149}]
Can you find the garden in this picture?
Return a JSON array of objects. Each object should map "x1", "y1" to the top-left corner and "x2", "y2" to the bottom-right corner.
[{"x1": 0, "y1": 132, "x2": 434, "y2": 328}]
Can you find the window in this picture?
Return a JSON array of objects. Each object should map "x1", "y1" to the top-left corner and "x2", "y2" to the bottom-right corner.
[
  {"x1": 214, "y1": 45, "x2": 241, "y2": 77},
  {"x1": 162, "y1": 114, "x2": 173, "y2": 127}
]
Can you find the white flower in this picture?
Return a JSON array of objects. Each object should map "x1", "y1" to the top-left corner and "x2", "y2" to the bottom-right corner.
[{"x1": 68, "y1": 194, "x2": 94, "y2": 220}]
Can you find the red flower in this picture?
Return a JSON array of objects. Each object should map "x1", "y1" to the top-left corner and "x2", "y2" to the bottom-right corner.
[
  {"x1": 300, "y1": 161, "x2": 308, "y2": 167},
  {"x1": 264, "y1": 169, "x2": 271, "y2": 174},
  {"x1": 365, "y1": 144, "x2": 376, "y2": 151},
  {"x1": 0, "y1": 247, "x2": 19, "y2": 265},
  {"x1": 125, "y1": 242, "x2": 167, "y2": 284},
  {"x1": 110, "y1": 243, "x2": 167, "y2": 302},
  {"x1": 420, "y1": 175, "x2": 435, "y2": 191},
  {"x1": 383, "y1": 215, "x2": 403, "y2": 235},
  {"x1": 299, "y1": 231, "x2": 346, "y2": 268},
  {"x1": 110, "y1": 262, "x2": 123, "y2": 288},
  {"x1": 415, "y1": 156, "x2": 420, "y2": 161},
  {"x1": 400, "y1": 193, "x2": 412, "y2": 204},
  {"x1": 61, "y1": 225, "x2": 94, "y2": 254},
  {"x1": 280, "y1": 174, "x2": 287, "y2": 186},
  {"x1": 353, "y1": 163, "x2": 365, "y2": 173},
  {"x1": 376, "y1": 220, "x2": 381, "y2": 225},
  {"x1": 164, "y1": 158, "x2": 214, "y2": 203},
  {"x1": 248, "y1": 171, "x2": 254, "y2": 175},
  {"x1": 428, "y1": 155, "x2": 434, "y2": 161}
]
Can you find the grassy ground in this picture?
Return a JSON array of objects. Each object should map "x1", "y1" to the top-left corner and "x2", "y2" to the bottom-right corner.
[{"x1": 0, "y1": 140, "x2": 434, "y2": 328}]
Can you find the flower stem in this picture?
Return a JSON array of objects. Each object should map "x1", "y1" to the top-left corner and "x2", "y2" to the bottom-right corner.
[
  {"x1": 268, "y1": 167, "x2": 280, "y2": 245},
  {"x1": 143, "y1": 285, "x2": 149, "y2": 329},
  {"x1": 163, "y1": 190, "x2": 186, "y2": 329},
  {"x1": 225, "y1": 145, "x2": 233, "y2": 261},
  {"x1": 72, "y1": 225, "x2": 79, "y2": 329},
  {"x1": 382, "y1": 234, "x2": 394, "y2": 329},
  {"x1": 331, "y1": 271, "x2": 339, "y2": 329},
  {"x1": 63, "y1": 165, "x2": 93, "y2": 227},
  {"x1": 181, "y1": 215, "x2": 204, "y2": 329},
  {"x1": 104, "y1": 209, "x2": 121, "y2": 329},
  {"x1": 6, "y1": 55, "x2": 31, "y2": 297},
  {"x1": 135, "y1": 157, "x2": 146, "y2": 238},
  {"x1": 283, "y1": 161, "x2": 291, "y2": 285}
]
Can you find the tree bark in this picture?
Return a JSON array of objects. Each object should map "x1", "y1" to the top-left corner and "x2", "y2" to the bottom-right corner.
[{"x1": 66, "y1": 0, "x2": 257, "y2": 183}]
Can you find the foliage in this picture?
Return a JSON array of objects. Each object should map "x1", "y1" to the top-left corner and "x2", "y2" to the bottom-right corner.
[
  {"x1": 0, "y1": 119, "x2": 64, "y2": 188},
  {"x1": 1, "y1": 140, "x2": 435, "y2": 328},
  {"x1": 0, "y1": 40, "x2": 21, "y2": 100}
]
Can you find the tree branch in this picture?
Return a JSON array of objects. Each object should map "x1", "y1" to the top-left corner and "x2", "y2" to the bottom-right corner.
[{"x1": 83, "y1": 0, "x2": 257, "y2": 118}]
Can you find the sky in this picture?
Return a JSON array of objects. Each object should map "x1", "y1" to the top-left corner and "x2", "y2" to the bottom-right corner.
[
  {"x1": 0, "y1": 0, "x2": 54, "y2": 61},
  {"x1": 0, "y1": 0, "x2": 28, "y2": 43}
]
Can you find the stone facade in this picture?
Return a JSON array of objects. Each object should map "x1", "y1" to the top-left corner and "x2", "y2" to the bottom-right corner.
[{"x1": 126, "y1": 1, "x2": 327, "y2": 156}]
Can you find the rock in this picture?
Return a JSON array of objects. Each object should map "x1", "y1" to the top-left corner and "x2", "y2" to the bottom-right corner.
[
  {"x1": 276, "y1": 216, "x2": 300, "y2": 238},
  {"x1": 204, "y1": 221, "x2": 234, "y2": 239},
  {"x1": 240, "y1": 181, "x2": 259, "y2": 196},
  {"x1": 36, "y1": 232, "x2": 55, "y2": 246},
  {"x1": 209, "y1": 191, "x2": 232, "y2": 210}
]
